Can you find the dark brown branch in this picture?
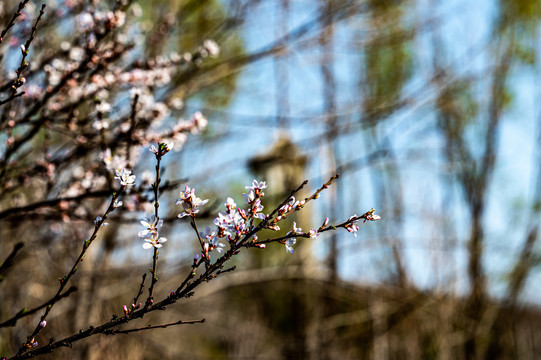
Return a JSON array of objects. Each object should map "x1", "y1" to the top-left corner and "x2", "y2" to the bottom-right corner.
[
  {"x1": 0, "y1": 91, "x2": 25, "y2": 106},
  {"x1": 0, "y1": 242, "x2": 24, "y2": 281}
]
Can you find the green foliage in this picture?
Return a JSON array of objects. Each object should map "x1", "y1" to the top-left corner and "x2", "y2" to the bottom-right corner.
[
  {"x1": 137, "y1": 0, "x2": 245, "y2": 108},
  {"x1": 498, "y1": 0, "x2": 541, "y2": 32},
  {"x1": 364, "y1": 41, "x2": 413, "y2": 111},
  {"x1": 515, "y1": 43, "x2": 536, "y2": 66},
  {"x1": 367, "y1": 0, "x2": 406, "y2": 11},
  {"x1": 436, "y1": 79, "x2": 478, "y2": 135},
  {"x1": 500, "y1": 84, "x2": 514, "y2": 110},
  {"x1": 362, "y1": 2, "x2": 413, "y2": 121}
]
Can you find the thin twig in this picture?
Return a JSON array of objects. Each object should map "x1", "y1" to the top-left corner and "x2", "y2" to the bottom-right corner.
[
  {"x1": 0, "y1": 242, "x2": 24, "y2": 280},
  {"x1": 146, "y1": 147, "x2": 162, "y2": 307},
  {"x1": 103, "y1": 319, "x2": 206, "y2": 335},
  {"x1": 190, "y1": 217, "x2": 209, "y2": 267},
  {"x1": 11, "y1": 4, "x2": 46, "y2": 96},
  {"x1": 0, "y1": 1, "x2": 30, "y2": 44},
  {"x1": 0, "y1": 287, "x2": 76, "y2": 328},
  {"x1": 132, "y1": 273, "x2": 146, "y2": 308},
  {"x1": 0, "y1": 92, "x2": 25, "y2": 106}
]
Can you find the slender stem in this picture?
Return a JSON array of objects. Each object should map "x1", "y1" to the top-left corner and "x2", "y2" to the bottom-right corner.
[
  {"x1": 11, "y1": 4, "x2": 46, "y2": 96},
  {"x1": 0, "y1": 92, "x2": 25, "y2": 106},
  {"x1": 0, "y1": 1, "x2": 30, "y2": 44},
  {"x1": 146, "y1": 150, "x2": 162, "y2": 307},
  {"x1": 103, "y1": 319, "x2": 206, "y2": 335},
  {"x1": 190, "y1": 217, "x2": 209, "y2": 267},
  {"x1": 0, "y1": 286, "x2": 76, "y2": 328},
  {"x1": 132, "y1": 273, "x2": 146, "y2": 307}
]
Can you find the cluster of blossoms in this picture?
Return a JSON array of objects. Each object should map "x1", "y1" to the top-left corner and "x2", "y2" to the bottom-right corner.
[
  {"x1": 171, "y1": 179, "x2": 382, "y2": 258},
  {"x1": 176, "y1": 186, "x2": 209, "y2": 218},
  {"x1": 122, "y1": 302, "x2": 142, "y2": 317},
  {"x1": 363, "y1": 209, "x2": 381, "y2": 222},
  {"x1": 149, "y1": 141, "x2": 173, "y2": 156},
  {"x1": 245, "y1": 194, "x2": 303, "y2": 235},
  {"x1": 268, "y1": 196, "x2": 305, "y2": 231},
  {"x1": 114, "y1": 168, "x2": 136, "y2": 187},
  {"x1": 213, "y1": 198, "x2": 248, "y2": 243},
  {"x1": 102, "y1": 149, "x2": 129, "y2": 173},
  {"x1": 138, "y1": 215, "x2": 167, "y2": 249},
  {"x1": 282, "y1": 222, "x2": 322, "y2": 254},
  {"x1": 173, "y1": 180, "x2": 270, "y2": 258},
  {"x1": 212, "y1": 180, "x2": 268, "y2": 243},
  {"x1": 242, "y1": 180, "x2": 267, "y2": 221},
  {"x1": 23, "y1": 338, "x2": 38, "y2": 349},
  {"x1": 94, "y1": 108, "x2": 207, "y2": 192},
  {"x1": 278, "y1": 196, "x2": 303, "y2": 215},
  {"x1": 345, "y1": 215, "x2": 360, "y2": 236},
  {"x1": 0, "y1": 0, "x2": 217, "y2": 214},
  {"x1": 344, "y1": 209, "x2": 381, "y2": 237},
  {"x1": 129, "y1": 92, "x2": 209, "y2": 149},
  {"x1": 199, "y1": 226, "x2": 225, "y2": 259},
  {"x1": 284, "y1": 222, "x2": 303, "y2": 253}
]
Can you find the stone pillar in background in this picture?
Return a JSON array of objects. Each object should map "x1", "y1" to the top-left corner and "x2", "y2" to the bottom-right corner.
[{"x1": 248, "y1": 135, "x2": 312, "y2": 267}]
